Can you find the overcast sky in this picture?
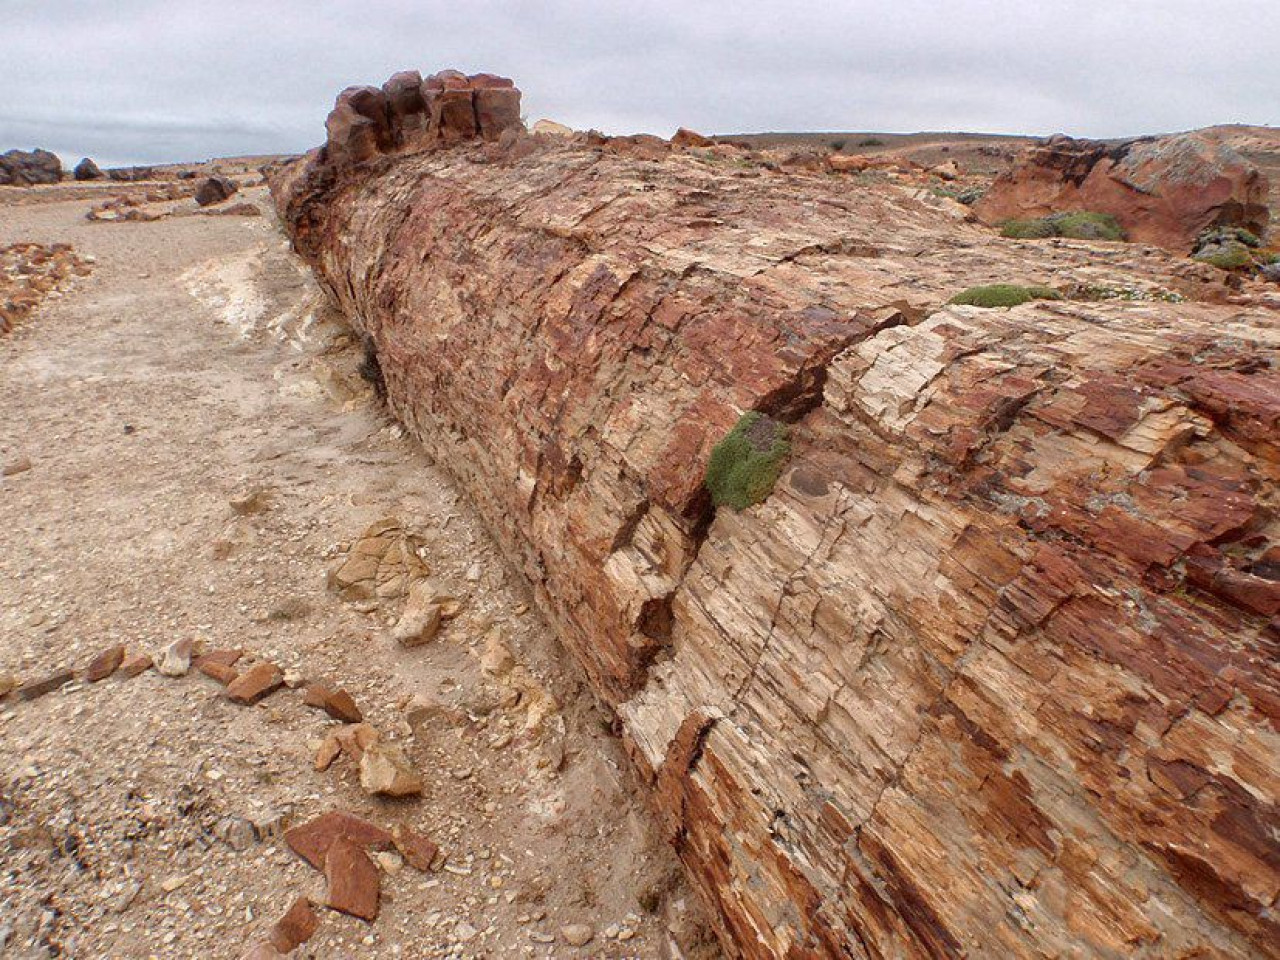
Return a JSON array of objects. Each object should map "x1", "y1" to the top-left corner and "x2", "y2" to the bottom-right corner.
[{"x1": 3, "y1": 0, "x2": 1277, "y2": 168}]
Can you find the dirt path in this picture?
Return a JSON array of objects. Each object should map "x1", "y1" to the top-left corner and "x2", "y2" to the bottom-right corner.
[{"x1": 0, "y1": 185, "x2": 702, "y2": 959}]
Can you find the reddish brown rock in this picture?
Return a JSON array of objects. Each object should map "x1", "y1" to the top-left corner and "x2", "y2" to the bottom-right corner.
[
  {"x1": 672, "y1": 128, "x2": 712, "y2": 148},
  {"x1": 119, "y1": 653, "x2": 153, "y2": 678},
  {"x1": 334, "y1": 722, "x2": 380, "y2": 762},
  {"x1": 14, "y1": 668, "x2": 75, "y2": 701},
  {"x1": 274, "y1": 95, "x2": 1280, "y2": 960},
  {"x1": 196, "y1": 648, "x2": 243, "y2": 668},
  {"x1": 284, "y1": 810, "x2": 393, "y2": 870},
  {"x1": 314, "y1": 733, "x2": 342, "y2": 771},
  {"x1": 0, "y1": 149, "x2": 62, "y2": 186},
  {"x1": 85, "y1": 645, "x2": 126, "y2": 682},
  {"x1": 302, "y1": 684, "x2": 363, "y2": 723},
  {"x1": 325, "y1": 837, "x2": 380, "y2": 921},
  {"x1": 195, "y1": 175, "x2": 238, "y2": 207},
  {"x1": 391, "y1": 823, "x2": 439, "y2": 872},
  {"x1": 224, "y1": 662, "x2": 283, "y2": 705},
  {"x1": 198, "y1": 660, "x2": 239, "y2": 685},
  {"x1": 268, "y1": 896, "x2": 320, "y2": 953},
  {"x1": 974, "y1": 132, "x2": 1271, "y2": 252}
]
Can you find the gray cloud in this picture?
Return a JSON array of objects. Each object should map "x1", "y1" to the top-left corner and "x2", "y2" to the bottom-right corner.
[{"x1": 3, "y1": 0, "x2": 1276, "y2": 167}]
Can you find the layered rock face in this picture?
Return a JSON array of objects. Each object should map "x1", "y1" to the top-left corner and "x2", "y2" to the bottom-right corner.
[
  {"x1": 322, "y1": 69, "x2": 522, "y2": 168},
  {"x1": 974, "y1": 133, "x2": 1271, "y2": 253},
  {"x1": 0, "y1": 148, "x2": 62, "y2": 185},
  {"x1": 275, "y1": 92, "x2": 1279, "y2": 958}
]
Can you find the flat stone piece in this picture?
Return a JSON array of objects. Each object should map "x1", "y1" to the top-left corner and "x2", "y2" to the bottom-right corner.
[
  {"x1": 269, "y1": 896, "x2": 320, "y2": 952},
  {"x1": 284, "y1": 810, "x2": 393, "y2": 871},
  {"x1": 391, "y1": 823, "x2": 439, "y2": 872},
  {"x1": 225, "y1": 662, "x2": 283, "y2": 705},
  {"x1": 85, "y1": 645, "x2": 126, "y2": 682},
  {"x1": 325, "y1": 837, "x2": 380, "y2": 921}
]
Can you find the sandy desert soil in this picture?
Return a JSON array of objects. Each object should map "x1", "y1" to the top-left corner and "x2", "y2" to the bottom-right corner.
[{"x1": 0, "y1": 183, "x2": 710, "y2": 959}]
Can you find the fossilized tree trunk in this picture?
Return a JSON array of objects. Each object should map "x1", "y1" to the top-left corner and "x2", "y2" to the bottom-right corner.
[{"x1": 275, "y1": 133, "x2": 1279, "y2": 958}]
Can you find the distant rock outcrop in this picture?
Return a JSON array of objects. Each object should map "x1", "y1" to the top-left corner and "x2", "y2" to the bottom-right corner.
[
  {"x1": 73, "y1": 158, "x2": 103, "y2": 181},
  {"x1": 195, "y1": 175, "x2": 239, "y2": 207},
  {"x1": 974, "y1": 132, "x2": 1270, "y2": 252},
  {"x1": 106, "y1": 166, "x2": 156, "y2": 182},
  {"x1": 322, "y1": 69, "x2": 523, "y2": 169},
  {"x1": 0, "y1": 149, "x2": 62, "y2": 186}
]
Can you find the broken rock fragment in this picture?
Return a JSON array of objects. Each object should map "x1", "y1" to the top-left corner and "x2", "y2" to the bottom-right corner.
[
  {"x1": 15, "y1": 668, "x2": 75, "y2": 702},
  {"x1": 302, "y1": 684, "x2": 363, "y2": 723},
  {"x1": 85, "y1": 644, "x2": 126, "y2": 682},
  {"x1": 225, "y1": 662, "x2": 283, "y2": 705},
  {"x1": 325, "y1": 837, "x2": 380, "y2": 921},
  {"x1": 335, "y1": 722, "x2": 380, "y2": 762},
  {"x1": 269, "y1": 897, "x2": 320, "y2": 953},
  {"x1": 157, "y1": 638, "x2": 195, "y2": 677},
  {"x1": 119, "y1": 653, "x2": 153, "y2": 678},
  {"x1": 391, "y1": 823, "x2": 439, "y2": 872},
  {"x1": 284, "y1": 810, "x2": 393, "y2": 870},
  {"x1": 359, "y1": 742, "x2": 424, "y2": 797}
]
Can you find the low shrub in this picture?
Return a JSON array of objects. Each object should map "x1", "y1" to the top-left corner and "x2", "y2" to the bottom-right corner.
[
  {"x1": 1000, "y1": 218, "x2": 1058, "y2": 239},
  {"x1": 705, "y1": 412, "x2": 790, "y2": 511},
  {"x1": 949, "y1": 284, "x2": 1062, "y2": 308},
  {"x1": 1000, "y1": 211, "x2": 1125, "y2": 242},
  {"x1": 1193, "y1": 244, "x2": 1254, "y2": 270},
  {"x1": 858, "y1": 137, "x2": 885, "y2": 147}
]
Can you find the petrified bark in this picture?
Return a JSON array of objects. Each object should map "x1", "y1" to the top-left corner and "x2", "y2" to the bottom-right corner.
[{"x1": 275, "y1": 114, "x2": 1279, "y2": 958}]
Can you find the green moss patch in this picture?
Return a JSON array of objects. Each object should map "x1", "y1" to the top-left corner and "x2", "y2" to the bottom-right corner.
[
  {"x1": 1000, "y1": 211, "x2": 1125, "y2": 242},
  {"x1": 705, "y1": 412, "x2": 791, "y2": 511},
  {"x1": 948, "y1": 284, "x2": 1062, "y2": 308}
]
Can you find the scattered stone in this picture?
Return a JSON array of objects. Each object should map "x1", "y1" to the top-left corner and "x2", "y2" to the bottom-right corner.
[
  {"x1": 391, "y1": 823, "x2": 439, "y2": 872},
  {"x1": 315, "y1": 733, "x2": 342, "y2": 771},
  {"x1": 157, "y1": 638, "x2": 195, "y2": 677},
  {"x1": 225, "y1": 662, "x2": 284, "y2": 705},
  {"x1": 269, "y1": 897, "x2": 320, "y2": 953},
  {"x1": 375, "y1": 850, "x2": 403, "y2": 874},
  {"x1": 251, "y1": 808, "x2": 289, "y2": 841},
  {"x1": 119, "y1": 653, "x2": 153, "y2": 678},
  {"x1": 359, "y1": 742, "x2": 424, "y2": 797},
  {"x1": 391, "y1": 599, "x2": 441, "y2": 647},
  {"x1": 303, "y1": 684, "x2": 363, "y2": 723},
  {"x1": 197, "y1": 660, "x2": 239, "y2": 685},
  {"x1": 73, "y1": 158, "x2": 103, "y2": 181},
  {"x1": 284, "y1": 810, "x2": 394, "y2": 871},
  {"x1": 282, "y1": 669, "x2": 307, "y2": 689},
  {"x1": 326, "y1": 517, "x2": 430, "y2": 602},
  {"x1": 2, "y1": 456, "x2": 32, "y2": 476},
  {"x1": 335, "y1": 722, "x2": 380, "y2": 762},
  {"x1": 215, "y1": 816, "x2": 257, "y2": 852},
  {"x1": 197, "y1": 648, "x2": 243, "y2": 668},
  {"x1": 325, "y1": 837, "x2": 380, "y2": 921},
  {"x1": 0, "y1": 673, "x2": 17, "y2": 698},
  {"x1": 15, "y1": 668, "x2": 75, "y2": 702},
  {"x1": 85, "y1": 645, "x2": 127, "y2": 682},
  {"x1": 195, "y1": 175, "x2": 239, "y2": 207},
  {"x1": 560, "y1": 923, "x2": 594, "y2": 947},
  {"x1": 229, "y1": 487, "x2": 271, "y2": 515}
]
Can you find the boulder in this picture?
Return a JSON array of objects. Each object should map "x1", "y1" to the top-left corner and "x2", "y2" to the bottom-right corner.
[
  {"x1": 532, "y1": 119, "x2": 574, "y2": 137},
  {"x1": 671, "y1": 128, "x2": 713, "y2": 148},
  {"x1": 73, "y1": 158, "x2": 103, "y2": 181},
  {"x1": 974, "y1": 132, "x2": 1270, "y2": 252},
  {"x1": 106, "y1": 166, "x2": 155, "y2": 182},
  {"x1": 195, "y1": 176, "x2": 238, "y2": 207},
  {"x1": 0, "y1": 149, "x2": 62, "y2": 186}
]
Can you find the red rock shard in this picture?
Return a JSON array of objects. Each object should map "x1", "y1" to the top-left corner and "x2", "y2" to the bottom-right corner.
[
  {"x1": 273, "y1": 74, "x2": 1280, "y2": 958},
  {"x1": 325, "y1": 837, "x2": 380, "y2": 921},
  {"x1": 974, "y1": 132, "x2": 1271, "y2": 252},
  {"x1": 284, "y1": 810, "x2": 393, "y2": 871}
]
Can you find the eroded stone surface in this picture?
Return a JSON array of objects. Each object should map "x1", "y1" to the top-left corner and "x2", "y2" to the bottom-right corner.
[{"x1": 274, "y1": 99, "x2": 1280, "y2": 959}]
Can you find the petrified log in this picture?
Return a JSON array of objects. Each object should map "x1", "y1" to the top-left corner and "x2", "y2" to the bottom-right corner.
[{"x1": 274, "y1": 108, "x2": 1279, "y2": 958}]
